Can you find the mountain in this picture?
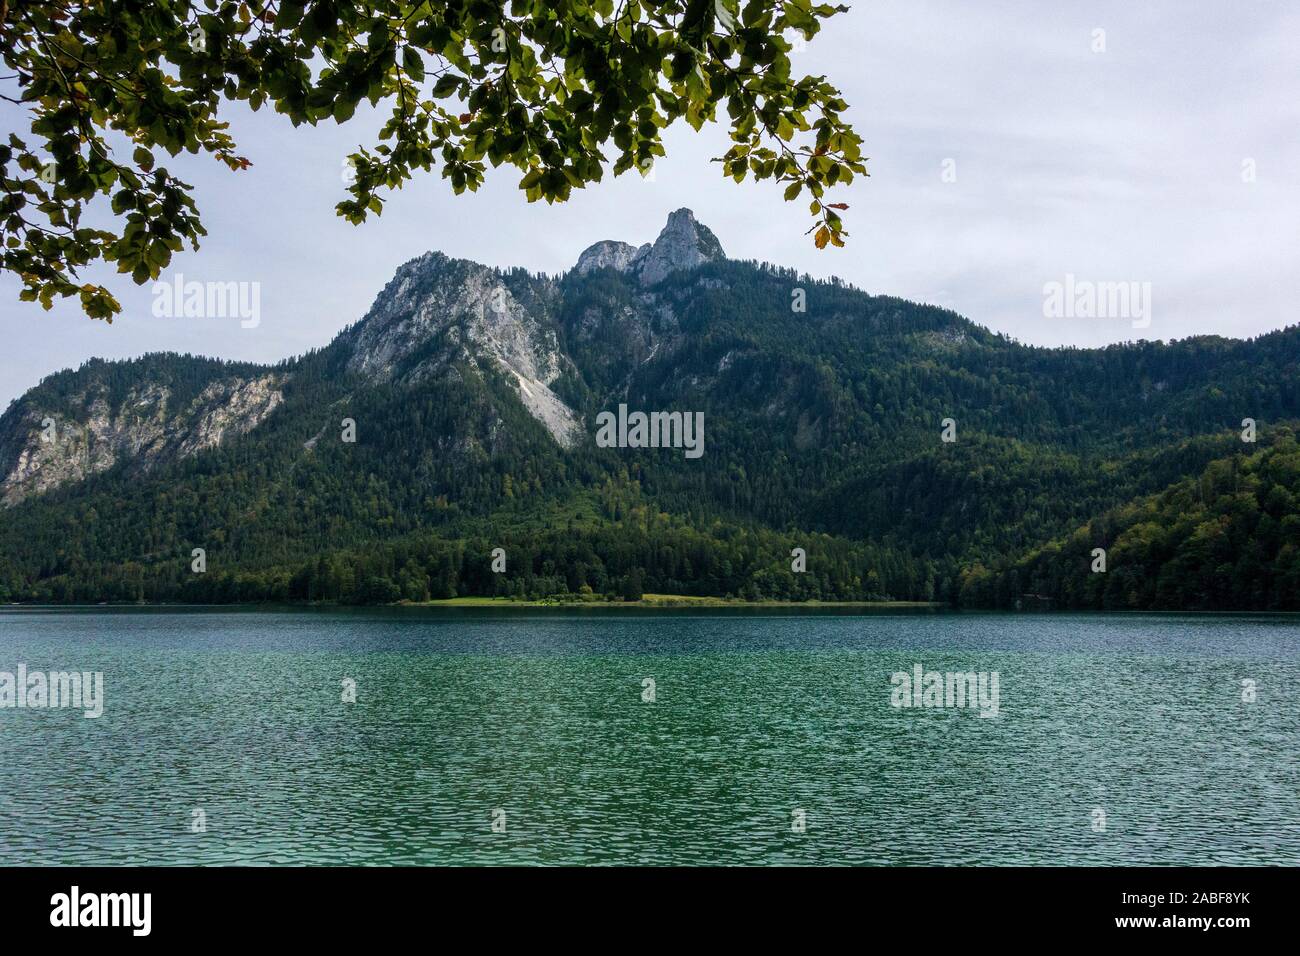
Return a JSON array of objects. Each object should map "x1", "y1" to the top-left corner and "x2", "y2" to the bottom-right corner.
[
  {"x1": 0, "y1": 356, "x2": 283, "y2": 506},
  {"x1": 575, "y1": 207, "x2": 726, "y2": 284},
  {"x1": 1, "y1": 209, "x2": 1299, "y2": 608}
]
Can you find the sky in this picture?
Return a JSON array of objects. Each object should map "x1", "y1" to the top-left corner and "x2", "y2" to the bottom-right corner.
[{"x1": 2, "y1": 0, "x2": 1298, "y2": 408}]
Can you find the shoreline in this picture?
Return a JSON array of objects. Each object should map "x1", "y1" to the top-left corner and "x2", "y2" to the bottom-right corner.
[
  {"x1": 400, "y1": 594, "x2": 942, "y2": 609},
  {"x1": 2, "y1": 595, "x2": 943, "y2": 611},
  {"x1": 4, "y1": 599, "x2": 1299, "y2": 616}
]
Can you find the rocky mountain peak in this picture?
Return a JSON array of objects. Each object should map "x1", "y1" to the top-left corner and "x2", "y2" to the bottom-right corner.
[
  {"x1": 638, "y1": 208, "x2": 725, "y2": 284},
  {"x1": 574, "y1": 240, "x2": 648, "y2": 276},
  {"x1": 571, "y1": 208, "x2": 725, "y2": 285},
  {"x1": 339, "y1": 251, "x2": 582, "y2": 448}
]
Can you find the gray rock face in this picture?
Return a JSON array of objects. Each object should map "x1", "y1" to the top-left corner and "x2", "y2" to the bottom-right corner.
[
  {"x1": 342, "y1": 252, "x2": 582, "y2": 447},
  {"x1": 574, "y1": 240, "x2": 649, "y2": 275},
  {"x1": 635, "y1": 208, "x2": 726, "y2": 285},
  {"x1": 569, "y1": 208, "x2": 726, "y2": 285},
  {"x1": 0, "y1": 373, "x2": 283, "y2": 506}
]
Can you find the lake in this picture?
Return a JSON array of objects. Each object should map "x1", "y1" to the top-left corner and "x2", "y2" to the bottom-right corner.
[{"x1": 1, "y1": 607, "x2": 1297, "y2": 865}]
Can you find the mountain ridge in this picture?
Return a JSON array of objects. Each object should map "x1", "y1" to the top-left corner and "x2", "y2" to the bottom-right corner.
[{"x1": 1, "y1": 209, "x2": 1298, "y2": 609}]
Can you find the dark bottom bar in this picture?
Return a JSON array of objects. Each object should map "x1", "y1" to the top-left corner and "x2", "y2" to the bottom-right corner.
[{"x1": 0, "y1": 866, "x2": 1278, "y2": 941}]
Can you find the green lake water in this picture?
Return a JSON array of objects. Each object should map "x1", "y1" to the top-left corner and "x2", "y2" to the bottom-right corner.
[{"x1": 1, "y1": 607, "x2": 1296, "y2": 865}]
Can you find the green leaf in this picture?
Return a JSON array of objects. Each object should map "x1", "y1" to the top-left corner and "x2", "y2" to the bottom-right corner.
[
  {"x1": 432, "y1": 74, "x2": 461, "y2": 98},
  {"x1": 402, "y1": 47, "x2": 425, "y2": 82},
  {"x1": 5, "y1": 0, "x2": 864, "y2": 322}
]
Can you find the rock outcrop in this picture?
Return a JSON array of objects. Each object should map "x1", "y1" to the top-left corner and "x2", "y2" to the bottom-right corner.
[
  {"x1": 0, "y1": 371, "x2": 284, "y2": 505},
  {"x1": 571, "y1": 208, "x2": 726, "y2": 285},
  {"x1": 340, "y1": 253, "x2": 582, "y2": 447}
]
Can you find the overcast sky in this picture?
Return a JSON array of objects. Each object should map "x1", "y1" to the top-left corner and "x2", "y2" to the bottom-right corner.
[{"x1": 2, "y1": 0, "x2": 1297, "y2": 408}]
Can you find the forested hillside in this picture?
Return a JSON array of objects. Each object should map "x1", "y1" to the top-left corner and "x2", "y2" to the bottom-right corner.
[
  {"x1": 1, "y1": 211, "x2": 1296, "y2": 609},
  {"x1": 961, "y1": 431, "x2": 1300, "y2": 611}
]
